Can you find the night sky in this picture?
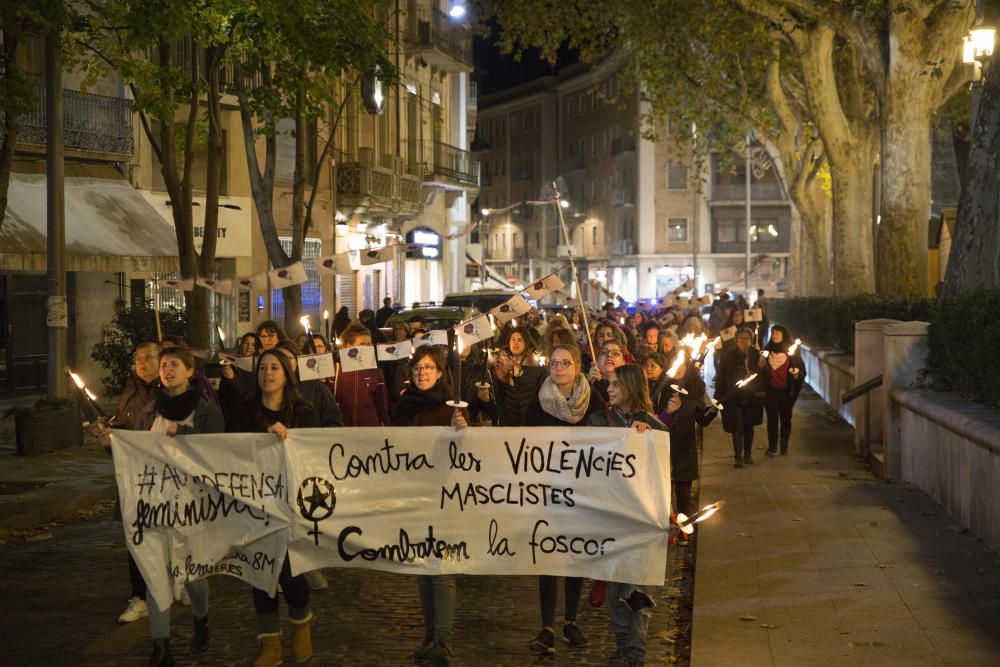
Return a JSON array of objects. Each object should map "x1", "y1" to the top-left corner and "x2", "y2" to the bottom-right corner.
[{"x1": 473, "y1": 23, "x2": 577, "y2": 97}]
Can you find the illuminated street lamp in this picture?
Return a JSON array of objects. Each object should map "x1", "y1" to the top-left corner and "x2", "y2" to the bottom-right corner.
[{"x1": 965, "y1": 22, "x2": 996, "y2": 128}]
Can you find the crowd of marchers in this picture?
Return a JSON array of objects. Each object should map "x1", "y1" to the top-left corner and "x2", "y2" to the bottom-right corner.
[{"x1": 99, "y1": 288, "x2": 805, "y2": 667}]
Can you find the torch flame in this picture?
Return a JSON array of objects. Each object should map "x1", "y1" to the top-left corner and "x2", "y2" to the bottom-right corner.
[
  {"x1": 69, "y1": 371, "x2": 86, "y2": 389},
  {"x1": 788, "y1": 338, "x2": 802, "y2": 355},
  {"x1": 457, "y1": 335, "x2": 464, "y2": 354},
  {"x1": 619, "y1": 316, "x2": 625, "y2": 325},
  {"x1": 217, "y1": 325, "x2": 225, "y2": 343},
  {"x1": 735, "y1": 373, "x2": 758, "y2": 389},
  {"x1": 676, "y1": 501, "x2": 723, "y2": 534},
  {"x1": 85, "y1": 388, "x2": 98, "y2": 401},
  {"x1": 666, "y1": 349, "x2": 687, "y2": 378},
  {"x1": 323, "y1": 309, "x2": 329, "y2": 321},
  {"x1": 300, "y1": 315, "x2": 310, "y2": 332}
]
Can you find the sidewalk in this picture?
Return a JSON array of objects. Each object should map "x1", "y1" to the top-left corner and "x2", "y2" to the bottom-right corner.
[
  {"x1": 0, "y1": 394, "x2": 116, "y2": 538},
  {"x1": 690, "y1": 389, "x2": 1000, "y2": 666}
]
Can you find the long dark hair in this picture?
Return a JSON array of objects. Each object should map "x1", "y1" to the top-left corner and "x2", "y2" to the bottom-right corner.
[
  {"x1": 252, "y1": 350, "x2": 308, "y2": 429},
  {"x1": 764, "y1": 325, "x2": 791, "y2": 353}
]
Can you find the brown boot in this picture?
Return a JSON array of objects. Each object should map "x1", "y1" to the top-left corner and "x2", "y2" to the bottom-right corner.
[
  {"x1": 253, "y1": 633, "x2": 282, "y2": 667},
  {"x1": 290, "y1": 613, "x2": 314, "y2": 663}
]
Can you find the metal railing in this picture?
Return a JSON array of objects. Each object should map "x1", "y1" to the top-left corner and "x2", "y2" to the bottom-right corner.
[
  {"x1": 711, "y1": 182, "x2": 785, "y2": 201},
  {"x1": 13, "y1": 84, "x2": 134, "y2": 155},
  {"x1": 842, "y1": 374, "x2": 883, "y2": 460},
  {"x1": 412, "y1": 6, "x2": 472, "y2": 67},
  {"x1": 431, "y1": 140, "x2": 479, "y2": 185},
  {"x1": 468, "y1": 80, "x2": 478, "y2": 109}
]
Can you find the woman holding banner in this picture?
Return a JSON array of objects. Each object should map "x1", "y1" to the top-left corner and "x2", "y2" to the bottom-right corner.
[
  {"x1": 523, "y1": 343, "x2": 606, "y2": 656},
  {"x1": 230, "y1": 348, "x2": 318, "y2": 667},
  {"x1": 587, "y1": 364, "x2": 667, "y2": 667},
  {"x1": 135, "y1": 345, "x2": 224, "y2": 667},
  {"x1": 393, "y1": 345, "x2": 468, "y2": 666}
]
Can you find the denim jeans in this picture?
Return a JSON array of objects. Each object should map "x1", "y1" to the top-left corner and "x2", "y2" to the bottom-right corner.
[
  {"x1": 417, "y1": 575, "x2": 456, "y2": 644},
  {"x1": 148, "y1": 579, "x2": 209, "y2": 640},
  {"x1": 607, "y1": 581, "x2": 653, "y2": 660}
]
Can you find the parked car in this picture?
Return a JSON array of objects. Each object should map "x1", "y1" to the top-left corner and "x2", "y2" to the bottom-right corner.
[
  {"x1": 442, "y1": 289, "x2": 518, "y2": 314},
  {"x1": 382, "y1": 305, "x2": 476, "y2": 336}
]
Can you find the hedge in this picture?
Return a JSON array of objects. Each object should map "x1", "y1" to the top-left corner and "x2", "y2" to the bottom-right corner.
[
  {"x1": 770, "y1": 291, "x2": 1000, "y2": 409},
  {"x1": 769, "y1": 295, "x2": 933, "y2": 354}
]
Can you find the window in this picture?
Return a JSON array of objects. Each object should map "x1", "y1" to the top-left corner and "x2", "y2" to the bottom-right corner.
[
  {"x1": 591, "y1": 225, "x2": 597, "y2": 244},
  {"x1": 522, "y1": 113, "x2": 528, "y2": 131},
  {"x1": 567, "y1": 97, "x2": 575, "y2": 118},
  {"x1": 591, "y1": 90, "x2": 598, "y2": 111},
  {"x1": 534, "y1": 110, "x2": 541, "y2": 129},
  {"x1": 535, "y1": 231, "x2": 540, "y2": 248},
  {"x1": 591, "y1": 135, "x2": 598, "y2": 157},
  {"x1": 579, "y1": 93, "x2": 586, "y2": 115},
  {"x1": 668, "y1": 163, "x2": 689, "y2": 190},
  {"x1": 271, "y1": 237, "x2": 322, "y2": 322},
  {"x1": 716, "y1": 219, "x2": 741, "y2": 244},
  {"x1": 667, "y1": 218, "x2": 688, "y2": 242}
]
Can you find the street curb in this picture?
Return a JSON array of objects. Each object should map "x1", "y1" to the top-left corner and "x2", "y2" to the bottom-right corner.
[{"x1": 0, "y1": 482, "x2": 118, "y2": 539}]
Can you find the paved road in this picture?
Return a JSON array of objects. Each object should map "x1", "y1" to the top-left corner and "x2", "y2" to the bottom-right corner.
[{"x1": 0, "y1": 500, "x2": 694, "y2": 666}]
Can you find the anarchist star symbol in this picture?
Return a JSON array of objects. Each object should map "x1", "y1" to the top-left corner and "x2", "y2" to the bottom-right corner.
[{"x1": 296, "y1": 477, "x2": 336, "y2": 546}]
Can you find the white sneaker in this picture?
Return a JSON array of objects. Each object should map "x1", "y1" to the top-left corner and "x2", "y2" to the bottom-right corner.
[
  {"x1": 304, "y1": 569, "x2": 328, "y2": 591},
  {"x1": 180, "y1": 587, "x2": 191, "y2": 606},
  {"x1": 118, "y1": 597, "x2": 149, "y2": 624}
]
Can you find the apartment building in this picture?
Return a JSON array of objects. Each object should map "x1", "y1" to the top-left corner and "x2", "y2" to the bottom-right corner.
[
  {"x1": 475, "y1": 57, "x2": 792, "y2": 305},
  {"x1": 331, "y1": 0, "x2": 478, "y2": 311}
]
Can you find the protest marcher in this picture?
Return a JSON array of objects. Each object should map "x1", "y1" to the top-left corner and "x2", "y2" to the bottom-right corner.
[
  {"x1": 239, "y1": 332, "x2": 260, "y2": 357},
  {"x1": 334, "y1": 321, "x2": 389, "y2": 426},
  {"x1": 272, "y1": 341, "x2": 345, "y2": 428},
  {"x1": 255, "y1": 320, "x2": 287, "y2": 352},
  {"x1": 522, "y1": 343, "x2": 605, "y2": 655},
  {"x1": 657, "y1": 331, "x2": 680, "y2": 370},
  {"x1": 679, "y1": 310, "x2": 707, "y2": 337},
  {"x1": 392, "y1": 345, "x2": 468, "y2": 667},
  {"x1": 659, "y1": 355, "x2": 705, "y2": 545},
  {"x1": 135, "y1": 345, "x2": 224, "y2": 666},
  {"x1": 97, "y1": 342, "x2": 159, "y2": 625},
  {"x1": 462, "y1": 342, "x2": 497, "y2": 426},
  {"x1": 358, "y1": 308, "x2": 387, "y2": 344},
  {"x1": 761, "y1": 325, "x2": 806, "y2": 456},
  {"x1": 331, "y1": 306, "x2": 351, "y2": 338},
  {"x1": 593, "y1": 320, "x2": 631, "y2": 363},
  {"x1": 229, "y1": 349, "x2": 317, "y2": 667},
  {"x1": 715, "y1": 329, "x2": 764, "y2": 467},
  {"x1": 586, "y1": 364, "x2": 666, "y2": 667},
  {"x1": 490, "y1": 327, "x2": 545, "y2": 426},
  {"x1": 643, "y1": 352, "x2": 673, "y2": 420},
  {"x1": 375, "y1": 296, "x2": 395, "y2": 328},
  {"x1": 590, "y1": 340, "x2": 627, "y2": 402}
]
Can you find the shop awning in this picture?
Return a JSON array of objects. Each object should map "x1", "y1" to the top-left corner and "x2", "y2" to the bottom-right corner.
[{"x1": 0, "y1": 161, "x2": 179, "y2": 272}]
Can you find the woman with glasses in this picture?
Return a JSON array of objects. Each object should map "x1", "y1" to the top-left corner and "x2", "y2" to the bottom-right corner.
[
  {"x1": 586, "y1": 364, "x2": 667, "y2": 667},
  {"x1": 590, "y1": 340, "x2": 627, "y2": 402},
  {"x1": 393, "y1": 345, "x2": 468, "y2": 667},
  {"x1": 523, "y1": 344, "x2": 606, "y2": 656}
]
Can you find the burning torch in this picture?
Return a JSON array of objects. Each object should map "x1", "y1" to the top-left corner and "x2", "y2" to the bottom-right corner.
[{"x1": 65, "y1": 368, "x2": 115, "y2": 428}]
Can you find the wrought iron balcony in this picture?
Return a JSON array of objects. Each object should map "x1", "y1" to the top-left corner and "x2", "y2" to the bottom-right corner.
[
  {"x1": 710, "y1": 182, "x2": 785, "y2": 201},
  {"x1": 13, "y1": 84, "x2": 134, "y2": 156},
  {"x1": 611, "y1": 186, "x2": 635, "y2": 207},
  {"x1": 337, "y1": 148, "x2": 423, "y2": 216},
  {"x1": 408, "y1": 4, "x2": 473, "y2": 72},
  {"x1": 611, "y1": 136, "x2": 637, "y2": 156},
  {"x1": 425, "y1": 140, "x2": 479, "y2": 188}
]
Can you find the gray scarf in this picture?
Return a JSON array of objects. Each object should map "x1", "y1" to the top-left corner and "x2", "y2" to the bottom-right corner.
[{"x1": 538, "y1": 375, "x2": 591, "y2": 424}]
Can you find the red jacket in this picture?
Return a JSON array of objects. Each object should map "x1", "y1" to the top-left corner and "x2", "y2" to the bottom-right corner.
[{"x1": 334, "y1": 367, "x2": 390, "y2": 426}]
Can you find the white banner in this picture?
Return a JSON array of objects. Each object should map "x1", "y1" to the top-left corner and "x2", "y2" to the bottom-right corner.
[
  {"x1": 490, "y1": 294, "x2": 532, "y2": 323},
  {"x1": 376, "y1": 340, "x2": 413, "y2": 361},
  {"x1": 113, "y1": 427, "x2": 671, "y2": 612},
  {"x1": 111, "y1": 431, "x2": 292, "y2": 613},
  {"x1": 268, "y1": 262, "x2": 308, "y2": 288},
  {"x1": 524, "y1": 274, "x2": 566, "y2": 300}
]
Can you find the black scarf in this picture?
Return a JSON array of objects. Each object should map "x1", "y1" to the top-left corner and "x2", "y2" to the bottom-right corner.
[
  {"x1": 393, "y1": 380, "x2": 449, "y2": 424},
  {"x1": 155, "y1": 384, "x2": 201, "y2": 421}
]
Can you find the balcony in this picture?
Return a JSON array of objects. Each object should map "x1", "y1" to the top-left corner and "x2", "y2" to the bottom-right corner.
[
  {"x1": 468, "y1": 80, "x2": 478, "y2": 110},
  {"x1": 12, "y1": 84, "x2": 134, "y2": 157},
  {"x1": 407, "y1": 4, "x2": 473, "y2": 72},
  {"x1": 611, "y1": 136, "x2": 637, "y2": 157},
  {"x1": 336, "y1": 148, "x2": 422, "y2": 216},
  {"x1": 710, "y1": 182, "x2": 785, "y2": 202},
  {"x1": 611, "y1": 186, "x2": 635, "y2": 207},
  {"x1": 423, "y1": 140, "x2": 479, "y2": 190},
  {"x1": 561, "y1": 154, "x2": 585, "y2": 172},
  {"x1": 557, "y1": 244, "x2": 582, "y2": 258},
  {"x1": 610, "y1": 239, "x2": 635, "y2": 255}
]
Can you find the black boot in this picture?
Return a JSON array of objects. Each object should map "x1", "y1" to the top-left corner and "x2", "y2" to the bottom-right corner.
[
  {"x1": 190, "y1": 614, "x2": 209, "y2": 655},
  {"x1": 148, "y1": 638, "x2": 175, "y2": 667},
  {"x1": 780, "y1": 437, "x2": 789, "y2": 455}
]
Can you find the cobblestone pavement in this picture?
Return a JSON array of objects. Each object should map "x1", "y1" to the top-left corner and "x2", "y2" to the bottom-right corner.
[{"x1": 0, "y1": 500, "x2": 695, "y2": 667}]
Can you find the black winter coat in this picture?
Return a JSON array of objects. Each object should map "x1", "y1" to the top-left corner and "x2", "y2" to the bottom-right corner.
[
  {"x1": 664, "y1": 367, "x2": 705, "y2": 481},
  {"x1": 715, "y1": 345, "x2": 765, "y2": 431},
  {"x1": 492, "y1": 365, "x2": 546, "y2": 426}
]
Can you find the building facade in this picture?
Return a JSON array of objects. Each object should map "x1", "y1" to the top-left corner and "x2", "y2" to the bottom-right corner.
[{"x1": 474, "y1": 58, "x2": 792, "y2": 306}]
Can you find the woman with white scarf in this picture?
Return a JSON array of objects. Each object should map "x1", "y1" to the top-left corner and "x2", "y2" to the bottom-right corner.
[{"x1": 522, "y1": 344, "x2": 607, "y2": 656}]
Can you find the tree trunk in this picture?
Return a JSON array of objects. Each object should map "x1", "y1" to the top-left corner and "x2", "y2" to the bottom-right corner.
[
  {"x1": 789, "y1": 176, "x2": 832, "y2": 297},
  {"x1": 943, "y1": 60, "x2": 1000, "y2": 292},
  {"x1": 877, "y1": 84, "x2": 933, "y2": 296},
  {"x1": 283, "y1": 74, "x2": 309, "y2": 335},
  {"x1": 829, "y1": 148, "x2": 876, "y2": 295}
]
